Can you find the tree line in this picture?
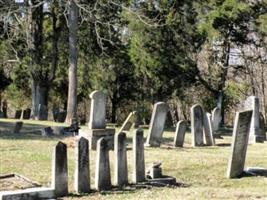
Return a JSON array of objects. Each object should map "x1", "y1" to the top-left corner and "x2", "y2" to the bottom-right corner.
[{"x1": 0, "y1": 0, "x2": 266, "y2": 125}]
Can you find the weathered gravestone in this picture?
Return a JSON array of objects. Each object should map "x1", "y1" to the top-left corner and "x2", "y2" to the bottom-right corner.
[
  {"x1": 95, "y1": 138, "x2": 111, "y2": 190},
  {"x1": 243, "y1": 96, "x2": 263, "y2": 143},
  {"x1": 74, "y1": 137, "x2": 90, "y2": 193},
  {"x1": 13, "y1": 121, "x2": 23, "y2": 134},
  {"x1": 22, "y1": 108, "x2": 31, "y2": 120},
  {"x1": 173, "y1": 120, "x2": 187, "y2": 147},
  {"x1": 51, "y1": 142, "x2": 68, "y2": 197},
  {"x1": 52, "y1": 106, "x2": 60, "y2": 122},
  {"x1": 191, "y1": 104, "x2": 204, "y2": 147},
  {"x1": 203, "y1": 113, "x2": 215, "y2": 146},
  {"x1": 119, "y1": 111, "x2": 137, "y2": 132},
  {"x1": 211, "y1": 107, "x2": 221, "y2": 131},
  {"x1": 38, "y1": 104, "x2": 48, "y2": 120},
  {"x1": 114, "y1": 132, "x2": 128, "y2": 186},
  {"x1": 226, "y1": 110, "x2": 252, "y2": 178},
  {"x1": 133, "y1": 129, "x2": 145, "y2": 183},
  {"x1": 14, "y1": 110, "x2": 22, "y2": 119},
  {"x1": 259, "y1": 112, "x2": 266, "y2": 140},
  {"x1": 145, "y1": 102, "x2": 168, "y2": 147},
  {"x1": 80, "y1": 90, "x2": 115, "y2": 150}
]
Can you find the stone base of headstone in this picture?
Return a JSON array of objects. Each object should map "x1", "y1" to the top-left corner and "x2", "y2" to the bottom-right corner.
[
  {"x1": 79, "y1": 128, "x2": 115, "y2": 150},
  {"x1": 146, "y1": 176, "x2": 176, "y2": 186}
]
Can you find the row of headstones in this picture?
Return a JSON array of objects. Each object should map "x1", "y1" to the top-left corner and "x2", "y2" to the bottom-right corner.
[
  {"x1": 13, "y1": 105, "x2": 66, "y2": 122},
  {"x1": 52, "y1": 129, "x2": 145, "y2": 197},
  {"x1": 145, "y1": 102, "x2": 221, "y2": 148}
]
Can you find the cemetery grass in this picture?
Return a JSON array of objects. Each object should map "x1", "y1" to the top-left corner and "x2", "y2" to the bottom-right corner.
[{"x1": 1, "y1": 119, "x2": 267, "y2": 199}]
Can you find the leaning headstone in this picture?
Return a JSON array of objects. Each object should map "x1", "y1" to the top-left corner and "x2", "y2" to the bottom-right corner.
[
  {"x1": 133, "y1": 129, "x2": 145, "y2": 183},
  {"x1": 226, "y1": 110, "x2": 252, "y2": 178},
  {"x1": 13, "y1": 121, "x2": 23, "y2": 134},
  {"x1": 173, "y1": 120, "x2": 187, "y2": 147},
  {"x1": 14, "y1": 110, "x2": 22, "y2": 119},
  {"x1": 80, "y1": 90, "x2": 115, "y2": 150},
  {"x1": 22, "y1": 108, "x2": 31, "y2": 119},
  {"x1": 259, "y1": 112, "x2": 266, "y2": 141},
  {"x1": 119, "y1": 111, "x2": 137, "y2": 132},
  {"x1": 203, "y1": 113, "x2": 215, "y2": 146},
  {"x1": 243, "y1": 96, "x2": 263, "y2": 143},
  {"x1": 51, "y1": 142, "x2": 68, "y2": 197},
  {"x1": 191, "y1": 104, "x2": 204, "y2": 147},
  {"x1": 114, "y1": 132, "x2": 128, "y2": 186},
  {"x1": 38, "y1": 104, "x2": 48, "y2": 120},
  {"x1": 74, "y1": 137, "x2": 90, "y2": 193},
  {"x1": 95, "y1": 138, "x2": 111, "y2": 191},
  {"x1": 211, "y1": 107, "x2": 221, "y2": 131},
  {"x1": 145, "y1": 102, "x2": 168, "y2": 147}
]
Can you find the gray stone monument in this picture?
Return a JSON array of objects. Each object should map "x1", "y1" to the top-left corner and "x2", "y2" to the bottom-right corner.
[
  {"x1": 14, "y1": 110, "x2": 22, "y2": 119},
  {"x1": 259, "y1": 112, "x2": 266, "y2": 140},
  {"x1": 173, "y1": 120, "x2": 187, "y2": 147},
  {"x1": 114, "y1": 132, "x2": 128, "y2": 186},
  {"x1": 226, "y1": 110, "x2": 252, "y2": 178},
  {"x1": 243, "y1": 96, "x2": 263, "y2": 143},
  {"x1": 145, "y1": 102, "x2": 168, "y2": 147},
  {"x1": 22, "y1": 108, "x2": 31, "y2": 120},
  {"x1": 13, "y1": 121, "x2": 23, "y2": 134},
  {"x1": 74, "y1": 137, "x2": 90, "y2": 193},
  {"x1": 119, "y1": 111, "x2": 137, "y2": 132},
  {"x1": 95, "y1": 138, "x2": 111, "y2": 191},
  {"x1": 51, "y1": 141, "x2": 68, "y2": 197},
  {"x1": 191, "y1": 104, "x2": 204, "y2": 147},
  {"x1": 211, "y1": 107, "x2": 221, "y2": 131},
  {"x1": 38, "y1": 104, "x2": 48, "y2": 120},
  {"x1": 80, "y1": 90, "x2": 115, "y2": 150},
  {"x1": 133, "y1": 129, "x2": 145, "y2": 183},
  {"x1": 203, "y1": 113, "x2": 215, "y2": 146}
]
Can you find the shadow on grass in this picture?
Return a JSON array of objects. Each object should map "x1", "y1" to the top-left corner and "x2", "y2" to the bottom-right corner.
[
  {"x1": 216, "y1": 143, "x2": 231, "y2": 147},
  {"x1": 62, "y1": 181, "x2": 190, "y2": 199}
]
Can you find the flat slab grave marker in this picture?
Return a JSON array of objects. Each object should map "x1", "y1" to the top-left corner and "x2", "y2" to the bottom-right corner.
[
  {"x1": 226, "y1": 110, "x2": 252, "y2": 178},
  {"x1": 145, "y1": 102, "x2": 168, "y2": 147}
]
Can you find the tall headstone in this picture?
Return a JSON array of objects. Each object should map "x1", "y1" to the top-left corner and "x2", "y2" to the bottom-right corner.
[
  {"x1": 243, "y1": 96, "x2": 262, "y2": 143},
  {"x1": 211, "y1": 107, "x2": 221, "y2": 131},
  {"x1": 173, "y1": 120, "x2": 187, "y2": 147},
  {"x1": 133, "y1": 129, "x2": 145, "y2": 183},
  {"x1": 226, "y1": 110, "x2": 252, "y2": 178},
  {"x1": 203, "y1": 113, "x2": 215, "y2": 146},
  {"x1": 191, "y1": 104, "x2": 204, "y2": 147},
  {"x1": 13, "y1": 121, "x2": 23, "y2": 134},
  {"x1": 51, "y1": 142, "x2": 68, "y2": 197},
  {"x1": 14, "y1": 110, "x2": 22, "y2": 119},
  {"x1": 22, "y1": 108, "x2": 31, "y2": 119},
  {"x1": 114, "y1": 132, "x2": 128, "y2": 186},
  {"x1": 95, "y1": 138, "x2": 111, "y2": 190},
  {"x1": 119, "y1": 111, "x2": 137, "y2": 132},
  {"x1": 74, "y1": 137, "x2": 90, "y2": 193},
  {"x1": 80, "y1": 90, "x2": 115, "y2": 150},
  {"x1": 145, "y1": 102, "x2": 168, "y2": 147}
]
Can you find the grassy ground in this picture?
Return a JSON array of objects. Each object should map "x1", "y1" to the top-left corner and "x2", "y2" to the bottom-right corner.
[{"x1": 1, "y1": 119, "x2": 267, "y2": 199}]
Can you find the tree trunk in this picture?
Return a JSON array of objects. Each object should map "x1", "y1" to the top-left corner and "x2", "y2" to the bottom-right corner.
[
  {"x1": 111, "y1": 100, "x2": 117, "y2": 123},
  {"x1": 65, "y1": 0, "x2": 78, "y2": 124}
]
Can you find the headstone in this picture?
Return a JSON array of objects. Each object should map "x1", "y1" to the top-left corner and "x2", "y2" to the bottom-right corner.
[
  {"x1": 74, "y1": 137, "x2": 90, "y2": 193},
  {"x1": 57, "y1": 111, "x2": 67, "y2": 123},
  {"x1": 211, "y1": 107, "x2": 221, "y2": 131},
  {"x1": 119, "y1": 111, "x2": 137, "y2": 132},
  {"x1": 145, "y1": 102, "x2": 168, "y2": 147},
  {"x1": 191, "y1": 104, "x2": 204, "y2": 147},
  {"x1": 40, "y1": 127, "x2": 54, "y2": 136},
  {"x1": 88, "y1": 90, "x2": 106, "y2": 129},
  {"x1": 203, "y1": 113, "x2": 215, "y2": 146},
  {"x1": 173, "y1": 120, "x2": 187, "y2": 147},
  {"x1": 38, "y1": 104, "x2": 48, "y2": 120},
  {"x1": 114, "y1": 132, "x2": 128, "y2": 186},
  {"x1": 51, "y1": 142, "x2": 68, "y2": 197},
  {"x1": 259, "y1": 112, "x2": 266, "y2": 140},
  {"x1": 133, "y1": 128, "x2": 145, "y2": 183},
  {"x1": 95, "y1": 138, "x2": 111, "y2": 190},
  {"x1": 226, "y1": 110, "x2": 252, "y2": 178},
  {"x1": 14, "y1": 110, "x2": 22, "y2": 119},
  {"x1": 243, "y1": 96, "x2": 263, "y2": 143},
  {"x1": 13, "y1": 121, "x2": 23, "y2": 133},
  {"x1": 22, "y1": 108, "x2": 31, "y2": 119}
]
